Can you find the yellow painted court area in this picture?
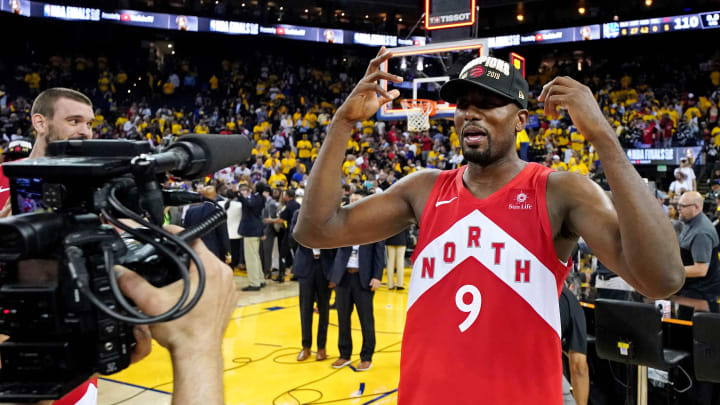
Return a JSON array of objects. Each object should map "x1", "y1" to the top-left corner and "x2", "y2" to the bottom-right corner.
[{"x1": 101, "y1": 273, "x2": 410, "y2": 405}]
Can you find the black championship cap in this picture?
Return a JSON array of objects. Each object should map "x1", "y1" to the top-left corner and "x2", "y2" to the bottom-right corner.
[{"x1": 440, "y1": 56, "x2": 529, "y2": 109}]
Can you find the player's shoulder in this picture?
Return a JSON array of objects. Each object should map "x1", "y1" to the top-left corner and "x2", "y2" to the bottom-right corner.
[
  {"x1": 547, "y1": 170, "x2": 600, "y2": 196},
  {"x1": 391, "y1": 168, "x2": 443, "y2": 193},
  {"x1": 547, "y1": 171, "x2": 612, "y2": 213}
]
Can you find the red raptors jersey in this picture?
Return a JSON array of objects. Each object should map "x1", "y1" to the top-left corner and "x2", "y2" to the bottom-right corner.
[
  {"x1": 0, "y1": 164, "x2": 10, "y2": 209},
  {"x1": 399, "y1": 163, "x2": 570, "y2": 405}
]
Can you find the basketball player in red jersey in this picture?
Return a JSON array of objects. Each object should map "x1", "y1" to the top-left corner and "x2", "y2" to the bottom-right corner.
[{"x1": 294, "y1": 47, "x2": 684, "y2": 404}]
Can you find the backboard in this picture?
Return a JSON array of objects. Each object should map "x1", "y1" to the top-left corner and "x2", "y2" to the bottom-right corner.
[{"x1": 376, "y1": 38, "x2": 488, "y2": 121}]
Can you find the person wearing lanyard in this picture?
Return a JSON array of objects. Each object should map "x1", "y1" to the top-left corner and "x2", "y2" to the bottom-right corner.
[
  {"x1": 291, "y1": 210, "x2": 336, "y2": 362},
  {"x1": 328, "y1": 193, "x2": 384, "y2": 371}
]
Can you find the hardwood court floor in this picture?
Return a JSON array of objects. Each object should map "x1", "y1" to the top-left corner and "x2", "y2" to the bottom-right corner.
[{"x1": 99, "y1": 272, "x2": 410, "y2": 405}]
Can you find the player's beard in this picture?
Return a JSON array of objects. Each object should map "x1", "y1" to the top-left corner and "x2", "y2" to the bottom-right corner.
[
  {"x1": 45, "y1": 122, "x2": 61, "y2": 143},
  {"x1": 461, "y1": 132, "x2": 493, "y2": 166}
]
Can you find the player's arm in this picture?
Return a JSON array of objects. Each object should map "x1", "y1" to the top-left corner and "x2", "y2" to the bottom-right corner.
[
  {"x1": 541, "y1": 77, "x2": 684, "y2": 298},
  {"x1": 294, "y1": 47, "x2": 423, "y2": 248}
]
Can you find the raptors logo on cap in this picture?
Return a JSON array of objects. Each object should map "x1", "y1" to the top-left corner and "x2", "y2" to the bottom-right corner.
[{"x1": 469, "y1": 66, "x2": 485, "y2": 78}]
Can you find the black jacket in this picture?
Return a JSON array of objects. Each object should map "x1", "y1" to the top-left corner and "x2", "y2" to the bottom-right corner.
[
  {"x1": 237, "y1": 192, "x2": 266, "y2": 237},
  {"x1": 330, "y1": 242, "x2": 385, "y2": 290},
  {"x1": 183, "y1": 200, "x2": 230, "y2": 260},
  {"x1": 386, "y1": 228, "x2": 409, "y2": 246}
]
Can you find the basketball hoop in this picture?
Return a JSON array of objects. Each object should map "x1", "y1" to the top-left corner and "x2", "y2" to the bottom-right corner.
[{"x1": 401, "y1": 99, "x2": 436, "y2": 132}]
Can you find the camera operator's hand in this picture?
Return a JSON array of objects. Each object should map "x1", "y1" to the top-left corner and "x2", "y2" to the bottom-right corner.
[
  {"x1": 130, "y1": 325, "x2": 152, "y2": 364},
  {"x1": 116, "y1": 225, "x2": 238, "y2": 405}
]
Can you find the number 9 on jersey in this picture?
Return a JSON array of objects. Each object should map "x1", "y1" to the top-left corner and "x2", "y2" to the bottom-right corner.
[{"x1": 455, "y1": 284, "x2": 482, "y2": 333}]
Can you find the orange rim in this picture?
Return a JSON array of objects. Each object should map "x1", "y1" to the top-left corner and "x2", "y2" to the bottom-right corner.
[{"x1": 400, "y1": 98, "x2": 437, "y2": 116}]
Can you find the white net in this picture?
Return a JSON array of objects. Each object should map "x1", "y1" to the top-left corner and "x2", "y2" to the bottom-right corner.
[
  {"x1": 401, "y1": 99, "x2": 436, "y2": 133},
  {"x1": 406, "y1": 109, "x2": 430, "y2": 132}
]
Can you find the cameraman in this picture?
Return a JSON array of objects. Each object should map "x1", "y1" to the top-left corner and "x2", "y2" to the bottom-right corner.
[
  {"x1": 1, "y1": 88, "x2": 240, "y2": 403},
  {"x1": 1, "y1": 88, "x2": 94, "y2": 218}
]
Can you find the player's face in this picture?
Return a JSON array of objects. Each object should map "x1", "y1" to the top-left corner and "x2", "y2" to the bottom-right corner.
[
  {"x1": 454, "y1": 88, "x2": 525, "y2": 166},
  {"x1": 45, "y1": 97, "x2": 94, "y2": 142}
]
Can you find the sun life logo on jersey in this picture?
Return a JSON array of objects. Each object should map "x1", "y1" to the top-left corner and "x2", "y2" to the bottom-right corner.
[{"x1": 508, "y1": 190, "x2": 533, "y2": 210}]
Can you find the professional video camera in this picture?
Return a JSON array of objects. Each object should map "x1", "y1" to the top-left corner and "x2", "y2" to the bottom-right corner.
[{"x1": 0, "y1": 134, "x2": 250, "y2": 402}]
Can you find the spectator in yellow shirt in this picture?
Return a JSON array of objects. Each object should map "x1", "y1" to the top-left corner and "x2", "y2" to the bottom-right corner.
[
  {"x1": 162, "y1": 81, "x2": 175, "y2": 95},
  {"x1": 264, "y1": 156, "x2": 281, "y2": 173},
  {"x1": 209, "y1": 75, "x2": 219, "y2": 90},
  {"x1": 556, "y1": 131, "x2": 569, "y2": 152},
  {"x1": 296, "y1": 133, "x2": 313, "y2": 167},
  {"x1": 280, "y1": 151, "x2": 296, "y2": 175},
  {"x1": 256, "y1": 135, "x2": 271, "y2": 155},
  {"x1": 342, "y1": 155, "x2": 357, "y2": 176},
  {"x1": 347, "y1": 138, "x2": 360, "y2": 154},
  {"x1": 194, "y1": 122, "x2": 209, "y2": 134},
  {"x1": 568, "y1": 157, "x2": 589, "y2": 176},
  {"x1": 515, "y1": 129, "x2": 530, "y2": 161},
  {"x1": 93, "y1": 109, "x2": 105, "y2": 128},
  {"x1": 268, "y1": 171, "x2": 287, "y2": 188},
  {"x1": 311, "y1": 142, "x2": 321, "y2": 162},
  {"x1": 115, "y1": 116, "x2": 129, "y2": 129},
  {"x1": 570, "y1": 131, "x2": 585, "y2": 153},
  {"x1": 171, "y1": 121, "x2": 183, "y2": 135},
  {"x1": 292, "y1": 108, "x2": 302, "y2": 123},
  {"x1": 361, "y1": 119, "x2": 374, "y2": 135},
  {"x1": 304, "y1": 112, "x2": 318, "y2": 129},
  {"x1": 551, "y1": 155, "x2": 567, "y2": 171},
  {"x1": 684, "y1": 105, "x2": 701, "y2": 122}
]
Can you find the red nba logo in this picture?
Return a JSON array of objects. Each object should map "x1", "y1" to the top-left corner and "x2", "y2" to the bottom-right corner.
[
  {"x1": 121, "y1": 14, "x2": 131, "y2": 21},
  {"x1": 535, "y1": 34, "x2": 543, "y2": 41},
  {"x1": 469, "y1": 66, "x2": 485, "y2": 78},
  {"x1": 277, "y1": 27, "x2": 285, "y2": 35}
]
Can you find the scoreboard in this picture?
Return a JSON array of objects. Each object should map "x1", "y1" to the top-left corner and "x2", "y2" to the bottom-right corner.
[{"x1": 602, "y1": 11, "x2": 720, "y2": 38}]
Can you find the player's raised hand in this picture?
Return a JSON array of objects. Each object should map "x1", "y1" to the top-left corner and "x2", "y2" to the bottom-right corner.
[
  {"x1": 538, "y1": 76, "x2": 614, "y2": 144},
  {"x1": 335, "y1": 46, "x2": 403, "y2": 124}
]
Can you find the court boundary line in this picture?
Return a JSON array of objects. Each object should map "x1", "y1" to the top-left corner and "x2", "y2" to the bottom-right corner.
[{"x1": 98, "y1": 377, "x2": 171, "y2": 395}]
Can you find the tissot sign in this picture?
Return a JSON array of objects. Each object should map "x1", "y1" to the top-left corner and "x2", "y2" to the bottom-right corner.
[{"x1": 425, "y1": 0, "x2": 476, "y2": 30}]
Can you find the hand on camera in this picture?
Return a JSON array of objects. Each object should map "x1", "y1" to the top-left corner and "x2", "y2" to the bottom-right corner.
[{"x1": 116, "y1": 225, "x2": 239, "y2": 355}]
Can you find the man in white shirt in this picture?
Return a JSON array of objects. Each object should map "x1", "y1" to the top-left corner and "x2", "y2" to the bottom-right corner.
[
  {"x1": 675, "y1": 157, "x2": 696, "y2": 191},
  {"x1": 669, "y1": 171, "x2": 689, "y2": 198}
]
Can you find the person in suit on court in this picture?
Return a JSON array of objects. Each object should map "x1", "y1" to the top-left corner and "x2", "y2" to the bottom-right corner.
[
  {"x1": 329, "y1": 193, "x2": 385, "y2": 371},
  {"x1": 290, "y1": 210, "x2": 336, "y2": 361},
  {"x1": 183, "y1": 184, "x2": 231, "y2": 263}
]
